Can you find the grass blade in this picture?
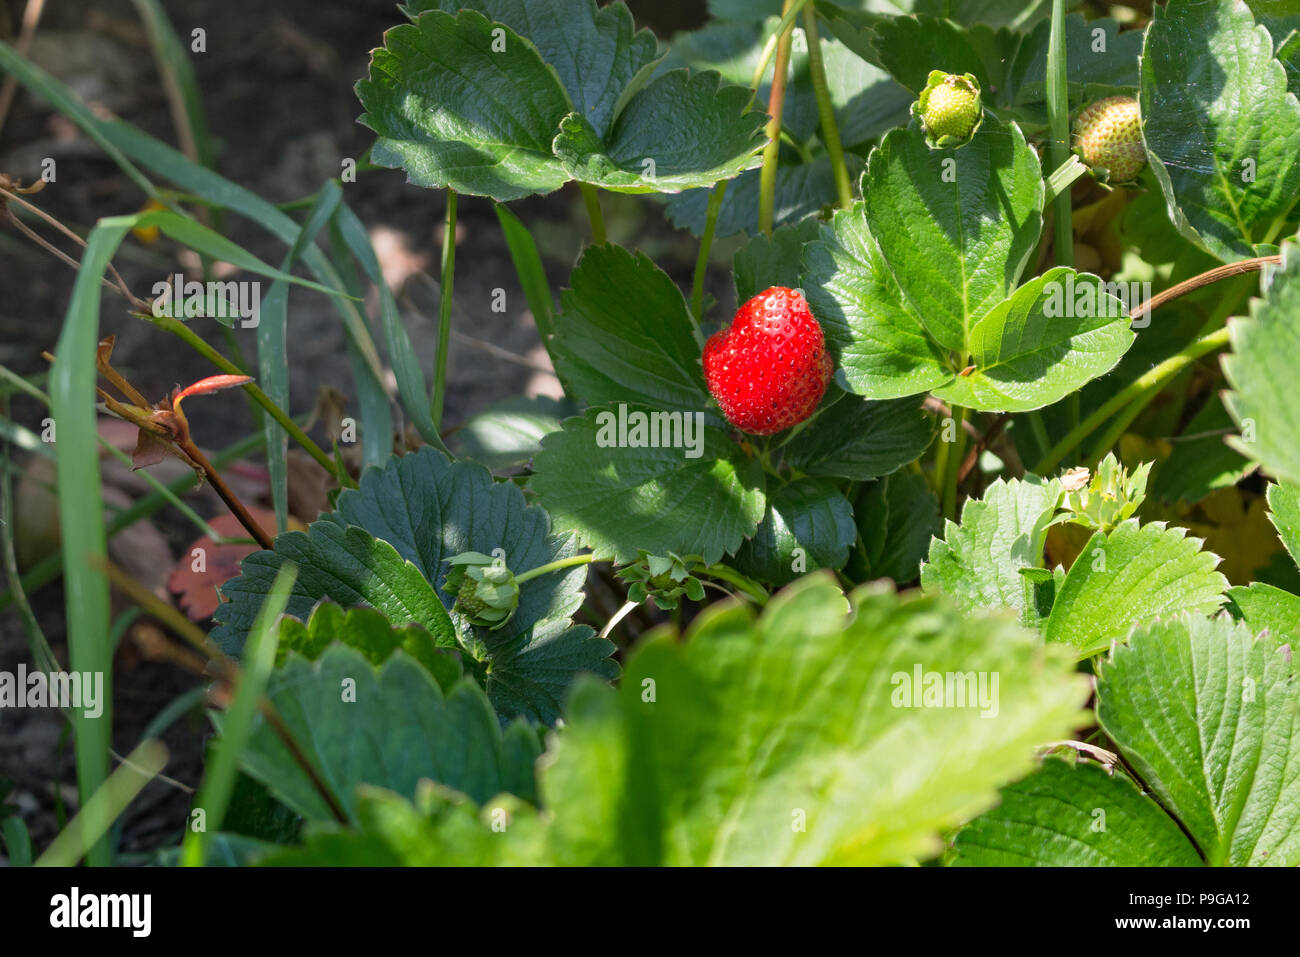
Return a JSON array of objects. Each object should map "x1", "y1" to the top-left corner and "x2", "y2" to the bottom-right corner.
[
  {"x1": 181, "y1": 564, "x2": 296, "y2": 867},
  {"x1": 49, "y1": 219, "x2": 135, "y2": 865},
  {"x1": 34, "y1": 740, "x2": 168, "y2": 867},
  {"x1": 2, "y1": 815, "x2": 33, "y2": 866},
  {"x1": 102, "y1": 123, "x2": 395, "y2": 468},
  {"x1": 260, "y1": 182, "x2": 343, "y2": 533},
  {"x1": 128, "y1": 0, "x2": 215, "y2": 169},
  {"x1": 333, "y1": 202, "x2": 450, "y2": 454},
  {"x1": 134, "y1": 208, "x2": 349, "y2": 299},
  {"x1": 494, "y1": 202, "x2": 555, "y2": 339},
  {"x1": 0, "y1": 39, "x2": 156, "y2": 197}
]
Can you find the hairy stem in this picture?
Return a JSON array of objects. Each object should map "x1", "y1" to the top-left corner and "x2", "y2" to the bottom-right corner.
[
  {"x1": 942, "y1": 406, "x2": 968, "y2": 520},
  {"x1": 1035, "y1": 328, "x2": 1231, "y2": 474},
  {"x1": 580, "y1": 183, "x2": 606, "y2": 245},
  {"x1": 513, "y1": 553, "x2": 598, "y2": 585},
  {"x1": 1031, "y1": 255, "x2": 1278, "y2": 473},
  {"x1": 689, "y1": 182, "x2": 727, "y2": 340},
  {"x1": 758, "y1": 0, "x2": 798, "y2": 237},
  {"x1": 432, "y1": 188, "x2": 456, "y2": 428},
  {"x1": 177, "y1": 439, "x2": 274, "y2": 550},
  {"x1": 695, "y1": 562, "x2": 770, "y2": 604},
  {"x1": 802, "y1": 1, "x2": 853, "y2": 209}
]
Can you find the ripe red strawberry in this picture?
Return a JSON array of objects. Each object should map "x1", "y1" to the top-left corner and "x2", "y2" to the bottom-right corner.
[{"x1": 703, "y1": 286, "x2": 833, "y2": 436}]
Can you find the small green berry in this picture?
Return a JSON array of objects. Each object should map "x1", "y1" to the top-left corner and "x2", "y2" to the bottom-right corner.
[
  {"x1": 1074, "y1": 96, "x2": 1145, "y2": 183},
  {"x1": 917, "y1": 72, "x2": 982, "y2": 146},
  {"x1": 444, "y1": 551, "x2": 519, "y2": 630}
]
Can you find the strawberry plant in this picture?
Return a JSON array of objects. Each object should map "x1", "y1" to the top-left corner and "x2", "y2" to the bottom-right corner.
[{"x1": 2, "y1": 0, "x2": 1300, "y2": 878}]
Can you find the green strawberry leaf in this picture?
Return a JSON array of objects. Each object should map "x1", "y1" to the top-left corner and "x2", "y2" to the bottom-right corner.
[
  {"x1": 327, "y1": 448, "x2": 615, "y2": 721},
  {"x1": 1001, "y1": 15, "x2": 1143, "y2": 112},
  {"x1": 550, "y1": 244, "x2": 709, "y2": 413},
  {"x1": 552, "y1": 69, "x2": 766, "y2": 193},
  {"x1": 1098, "y1": 614, "x2": 1300, "y2": 866},
  {"x1": 802, "y1": 206, "x2": 951, "y2": 399},
  {"x1": 661, "y1": 17, "x2": 911, "y2": 150},
  {"x1": 1267, "y1": 480, "x2": 1300, "y2": 567},
  {"x1": 849, "y1": 471, "x2": 941, "y2": 585},
  {"x1": 868, "y1": 15, "x2": 999, "y2": 95},
  {"x1": 780, "y1": 393, "x2": 936, "y2": 479},
  {"x1": 663, "y1": 153, "x2": 864, "y2": 239},
  {"x1": 1141, "y1": 0, "x2": 1300, "y2": 261},
  {"x1": 1043, "y1": 521, "x2": 1228, "y2": 657},
  {"x1": 802, "y1": 0, "x2": 1049, "y2": 35},
  {"x1": 930, "y1": 267, "x2": 1134, "y2": 413},
  {"x1": 277, "y1": 603, "x2": 463, "y2": 692},
  {"x1": 259, "y1": 784, "x2": 545, "y2": 866},
  {"x1": 359, "y1": 5, "x2": 764, "y2": 200},
  {"x1": 356, "y1": 9, "x2": 572, "y2": 201},
  {"x1": 455, "y1": 395, "x2": 577, "y2": 472},
  {"x1": 232, "y1": 645, "x2": 542, "y2": 823},
  {"x1": 1250, "y1": 0, "x2": 1300, "y2": 55},
  {"x1": 401, "y1": 0, "x2": 660, "y2": 142},
  {"x1": 325, "y1": 449, "x2": 585, "y2": 634},
  {"x1": 1227, "y1": 582, "x2": 1300, "y2": 640},
  {"x1": 951, "y1": 757, "x2": 1204, "y2": 867},
  {"x1": 1224, "y1": 244, "x2": 1300, "y2": 486},
  {"x1": 214, "y1": 448, "x2": 615, "y2": 723},
  {"x1": 920, "y1": 475, "x2": 1063, "y2": 626},
  {"x1": 732, "y1": 478, "x2": 855, "y2": 586},
  {"x1": 211, "y1": 523, "x2": 456, "y2": 656},
  {"x1": 529, "y1": 404, "x2": 766, "y2": 564},
  {"x1": 863, "y1": 116, "x2": 1043, "y2": 355},
  {"x1": 733, "y1": 218, "x2": 822, "y2": 304},
  {"x1": 263, "y1": 576, "x2": 1089, "y2": 865},
  {"x1": 1153, "y1": 395, "x2": 1253, "y2": 504}
]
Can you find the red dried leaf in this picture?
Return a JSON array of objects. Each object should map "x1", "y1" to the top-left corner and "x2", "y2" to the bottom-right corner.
[{"x1": 168, "y1": 507, "x2": 286, "y2": 621}]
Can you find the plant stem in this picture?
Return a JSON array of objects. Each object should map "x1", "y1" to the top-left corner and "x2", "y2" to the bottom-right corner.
[
  {"x1": 514, "y1": 552, "x2": 598, "y2": 585},
  {"x1": 746, "y1": 0, "x2": 811, "y2": 105},
  {"x1": 0, "y1": 427, "x2": 271, "y2": 612},
  {"x1": 135, "y1": 310, "x2": 356, "y2": 489},
  {"x1": 1026, "y1": 411, "x2": 1051, "y2": 461},
  {"x1": 695, "y1": 562, "x2": 770, "y2": 604},
  {"x1": 1045, "y1": 0, "x2": 1073, "y2": 274},
  {"x1": 98, "y1": 438, "x2": 223, "y2": 540},
  {"x1": 1030, "y1": 255, "x2": 1278, "y2": 473},
  {"x1": 758, "y1": 0, "x2": 798, "y2": 237},
  {"x1": 1083, "y1": 272, "x2": 1256, "y2": 466},
  {"x1": 942, "y1": 406, "x2": 968, "y2": 520},
  {"x1": 1035, "y1": 327, "x2": 1231, "y2": 474},
  {"x1": 580, "y1": 183, "x2": 606, "y2": 245},
  {"x1": 802, "y1": 1, "x2": 853, "y2": 209},
  {"x1": 1045, "y1": 0, "x2": 1076, "y2": 435},
  {"x1": 432, "y1": 188, "x2": 456, "y2": 428},
  {"x1": 1083, "y1": 376, "x2": 1164, "y2": 467},
  {"x1": 178, "y1": 439, "x2": 274, "y2": 549},
  {"x1": 689, "y1": 182, "x2": 727, "y2": 339},
  {"x1": 1, "y1": 444, "x2": 58, "y2": 674},
  {"x1": 100, "y1": 559, "x2": 350, "y2": 825}
]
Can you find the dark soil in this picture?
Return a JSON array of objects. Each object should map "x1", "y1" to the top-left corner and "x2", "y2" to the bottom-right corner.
[{"x1": 0, "y1": 0, "x2": 715, "y2": 860}]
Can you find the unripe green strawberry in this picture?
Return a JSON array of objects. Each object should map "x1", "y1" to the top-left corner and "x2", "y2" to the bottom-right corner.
[
  {"x1": 917, "y1": 72, "x2": 982, "y2": 147},
  {"x1": 454, "y1": 574, "x2": 488, "y2": 618},
  {"x1": 444, "y1": 551, "x2": 519, "y2": 630},
  {"x1": 1074, "y1": 96, "x2": 1145, "y2": 183}
]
